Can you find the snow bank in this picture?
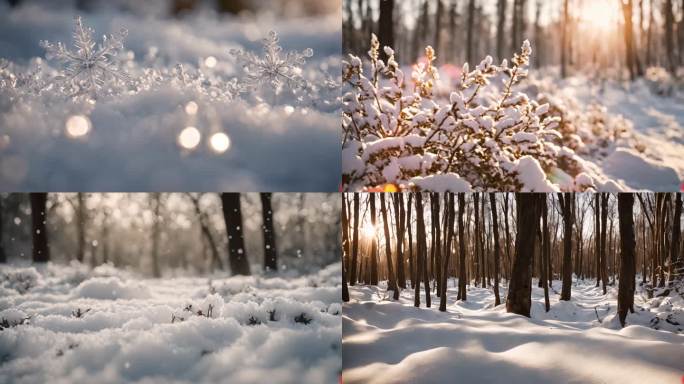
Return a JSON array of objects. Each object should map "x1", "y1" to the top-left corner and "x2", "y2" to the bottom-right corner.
[{"x1": 602, "y1": 148, "x2": 680, "y2": 191}]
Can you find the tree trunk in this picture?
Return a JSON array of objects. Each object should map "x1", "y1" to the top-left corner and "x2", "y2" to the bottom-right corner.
[
  {"x1": 370, "y1": 194, "x2": 379, "y2": 285},
  {"x1": 31, "y1": 193, "x2": 50, "y2": 263},
  {"x1": 669, "y1": 193, "x2": 682, "y2": 283},
  {"x1": 76, "y1": 193, "x2": 86, "y2": 263},
  {"x1": 150, "y1": 193, "x2": 162, "y2": 278},
  {"x1": 601, "y1": 193, "x2": 609, "y2": 294},
  {"x1": 541, "y1": 195, "x2": 550, "y2": 312},
  {"x1": 595, "y1": 194, "x2": 601, "y2": 287},
  {"x1": 378, "y1": 0, "x2": 394, "y2": 61},
  {"x1": 664, "y1": 0, "x2": 676, "y2": 73},
  {"x1": 440, "y1": 193, "x2": 456, "y2": 312},
  {"x1": 560, "y1": 0, "x2": 569, "y2": 77},
  {"x1": 496, "y1": 0, "x2": 507, "y2": 61},
  {"x1": 380, "y1": 194, "x2": 398, "y2": 298},
  {"x1": 434, "y1": 0, "x2": 443, "y2": 58},
  {"x1": 466, "y1": 0, "x2": 476, "y2": 64},
  {"x1": 260, "y1": 193, "x2": 277, "y2": 272},
  {"x1": 394, "y1": 194, "x2": 406, "y2": 288},
  {"x1": 559, "y1": 193, "x2": 574, "y2": 301},
  {"x1": 407, "y1": 193, "x2": 414, "y2": 288},
  {"x1": 489, "y1": 193, "x2": 502, "y2": 306},
  {"x1": 618, "y1": 194, "x2": 636, "y2": 327},
  {"x1": 507, "y1": 193, "x2": 543, "y2": 317},
  {"x1": 0, "y1": 196, "x2": 5, "y2": 263},
  {"x1": 220, "y1": 193, "x2": 250, "y2": 276},
  {"x1": 457, "y1": 194, "x2": 467, "y2": 301},
  {"x1": 342, "y1": 195, "x2": 350, "y2": 302},
  {"x1": 351, "y1": 193, "x2": 360, "y2": 285}
]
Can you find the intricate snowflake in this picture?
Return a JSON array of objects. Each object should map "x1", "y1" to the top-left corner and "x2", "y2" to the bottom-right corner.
[
  {"x1": 230, "y1": 30, "x2": 313, "y2": 94},
  {"x1": 40, "y1": 16, "x2": 130, "y2": 93}
]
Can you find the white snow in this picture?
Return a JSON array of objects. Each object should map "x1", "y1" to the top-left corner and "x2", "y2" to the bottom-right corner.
[
  {"x1": 0, "y1": 262, "x2": 342, "y2": 384},
  {"x1": 343, "y1": 279, "x2": 684, "y2": 384}
]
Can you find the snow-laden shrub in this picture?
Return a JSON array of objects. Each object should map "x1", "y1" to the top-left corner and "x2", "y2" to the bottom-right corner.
[
  {"x1": 1, "y1": 267, "x2": 42, "y2": 294},
  {"x1": 644, "y1": 66, "x2": 675, "y2": 96},
  {"x1": 342, "y1": 35, "x2": 598, "y2": 192}
]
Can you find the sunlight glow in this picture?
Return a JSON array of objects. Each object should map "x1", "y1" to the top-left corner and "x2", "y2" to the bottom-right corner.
[
  {"x1": 362, "y1": 223, "x2": 377, "y2": 238},
  {"x1": 582, "y1": 1, "x2": 618, "y2": 31},
  {"x1": 65, "y1": 115, "x2": 91, "y2": 138},
  {"x1": 178, "y1": 126, "x2": 201, "y2": 149},
  {"x1": 209, "y1": 132, "x2": 230, "y2": 153}
]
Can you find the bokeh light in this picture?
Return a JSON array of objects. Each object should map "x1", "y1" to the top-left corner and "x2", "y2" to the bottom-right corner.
[
  {"x1": 209, "y1": 132, "x2": 230, "y2": 153},
  {"x1": 185, "y1": 101, "x2": 198, "y2": 115},
  {"x1": 178, "y1": 126, "x2": 201, "y2": 150},
  {"x1": 65, "y1": 115, "x2": 91, "y2": 138},
  {"x1": 204, "y1": 56, "x2": 217, "y2": 68}
]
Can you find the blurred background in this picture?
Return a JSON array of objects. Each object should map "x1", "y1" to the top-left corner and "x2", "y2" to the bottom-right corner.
[
  {"x1": 0, "y1": 193, "x2": 340, "y2": 276},
  {"x1": 343, "y1": 0, "x2": 684, "y2": 79}
]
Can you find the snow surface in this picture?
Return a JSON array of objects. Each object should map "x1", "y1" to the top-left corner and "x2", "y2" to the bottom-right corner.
[
  {"x1": 0, "y1": 3, "x2": 341, "y2": 191},
  {"x1": 0, "y1": 262, "x2": 342, "y2": 384},
  {"x1": 343, "y1": 279, "x2": 684, "y2": 384},
  {"x1": 540, "y1": 74, "x2": 684, "y2": 191}
]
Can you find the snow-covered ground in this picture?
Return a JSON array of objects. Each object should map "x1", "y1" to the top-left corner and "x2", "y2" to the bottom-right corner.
[
  {"x1": 537, "y1": 72, "x2": 684, "y2": 191},
  {"x1": 0, "y1": 3, "x2": 341, "y2": 191},
  {"x1": 343, "y1": 279, "x2": 684, "y2": 384},
  {"x1": 0, "y1": 262, "x2": 342, "y2": 384}
]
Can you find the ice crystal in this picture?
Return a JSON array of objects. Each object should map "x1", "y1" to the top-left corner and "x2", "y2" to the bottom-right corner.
[
  {"x1": 40, "y1": 16, "x2": 130, "y2": 93},
  {"x1": 230, "y1": 30, "x2": 313, "y2": 94}
]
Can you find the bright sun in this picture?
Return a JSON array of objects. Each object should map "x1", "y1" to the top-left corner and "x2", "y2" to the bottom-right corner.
[
  {"x1": 362, "y1": 223, "x2": 377, "y2": 238},
  {"x1": 582, "y1": 1, "x2": 618, "y2": 31}
]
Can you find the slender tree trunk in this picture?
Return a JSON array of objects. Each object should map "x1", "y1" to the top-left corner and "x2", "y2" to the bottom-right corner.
[
  {"x1": 507, "y1": 193, "x2": 543, "y2": 317},
  {"x1": 416, "y1": 193, "x2": 431, "y2": 307},
  {"x1": 670, "y1": 193, "x2": 682, "y2": 283},
  {"x1": 434, "y1": 0, "x2": 443, "y2": 58},
  {"x1": 342, "y1": 195, "x2": 350, "y2": 302},
  {"x1": 76, "y1": 193, "x2": 86, "y2": 263},
  {"x1": 664, "y1": 0, "x2": 676, "y2": 73},
  {"x1": 31, "y1": 193, "x2": 50, "y2": 263},
  {"x1": 457, "y1": 194, "x2": 467, "y2": 301},
  {"x1": 407, "y1": 193, "x2": 414, "y2": 288},
  {"x1": 394, "y1": 194, "x2": 406, "y2": 288},
  {"x1": 150, "y1": 193, "x2": 162, "y2": 278},
  {"x1": 351, "y1": 193, "x2": 360, "y2": 285},
  {"x1": 618, "y1": 194, "x2": 636, "y2": 327},
  {"x1": 490, "y1": 193, "x2": 502, "y2": 306},
  {"x1": 601, "y1": 194, "x2": 609, "y2": 294},
  {"x1": 559, "y1": 193, "x2": 574, "y2": 301},
  {"x1": 541, "y1": 195, "x2": 550, "y2": 312},
  {"x1": 560, "y1": 0, "x2": 569, "y2": 77},
  {"x1": 414, "y1": 193, "x2": 423, "y2": 307},
  {"x1": 220, "y1": 193, "x2": 251, "y2": 276},
  {"x1": 466, "y1": 0, "x2": 476, "y2": 64},
  {"x1": 378, "y1": 0, "x2": 395, "y2": 61},
  {"x1": 381, "y1": 194, "x2": 398, "y2": 298},
  {"x1": 370, "y1": 194, "x2": 379, "y2": 285},
  {"x1": 496, "y1": 0, "x2": 507, "y2": 61},
  {"x1": 440, "y1": 193, "x2": 456, "y2": 312},
  {"x1": 260, "y1": 193, "x2": 277, "y2": 272},
  {"x1": 0, "y1": 197, "x2": 6, "y2": 263}
]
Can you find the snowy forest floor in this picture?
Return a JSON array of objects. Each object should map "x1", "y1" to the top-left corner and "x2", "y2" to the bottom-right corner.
[
  {"x1": 343, "y1": 277, "x2": 684, "y2": 384},
  {"x1": 0, "y1": 262, "x2": 342, "y2": 384}
]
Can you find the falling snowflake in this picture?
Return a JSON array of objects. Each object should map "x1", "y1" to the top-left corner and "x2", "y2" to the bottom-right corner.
[
  {"x1": 40, "y1": 16, "x2": 130, "y2": 93},
  {"x1": 230, "y1": 30, "x2": 313, "y2": 94}
]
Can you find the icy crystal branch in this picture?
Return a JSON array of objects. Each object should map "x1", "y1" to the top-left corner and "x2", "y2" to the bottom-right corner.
[
  {"x1": 40, "y1": 16, "x2": 130, "y2": 93},
  {"x1": 230, "y1": 31, "x2": 313, "y2": 94}
]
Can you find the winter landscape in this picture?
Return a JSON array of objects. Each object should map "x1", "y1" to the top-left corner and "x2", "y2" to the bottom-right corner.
[
  {"x1": 342, "y1": 0, "x2": 684, "y2": 192},
  {"x1": 341, "y1": 192, "x2": 684, "y2": 383},
  {"x1": 0, "y1": 193, "x2": 342, "y2": 383},
  {"x1": 0, "y1": 0, "x2": 341, "y2": 191}
]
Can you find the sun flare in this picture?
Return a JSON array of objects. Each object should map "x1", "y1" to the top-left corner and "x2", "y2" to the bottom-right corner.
[
  {"x1": 362, "y1": 223, "x2": 377, "y2": 238},
  {"x1": 582, "y1": 1, "x2": 619, "y2": 31}
]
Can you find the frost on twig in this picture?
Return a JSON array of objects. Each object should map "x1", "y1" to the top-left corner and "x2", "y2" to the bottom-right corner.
[
  {"x1": 40, "y1": 16, "x2": 130, "y2": 95},
  {"x1": 230, "y1": 30, "x2": 313, "y2": 94}
]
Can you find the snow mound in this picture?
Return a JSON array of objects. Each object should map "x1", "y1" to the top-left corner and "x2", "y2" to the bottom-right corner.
[
  {"x1": 602, "y1": 148, "x2": 680, "y2": 191},
  {"x1": 73, "y1": 277, "x2": 151, "y2": 300}
]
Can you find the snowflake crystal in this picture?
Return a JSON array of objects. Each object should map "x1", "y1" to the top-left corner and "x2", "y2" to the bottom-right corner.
[
  {"x1": 40, "y1": 16, "x2": 130, "y2": 93},
  {"x1": 230, "y1": 30, "x2": 313, "y2": 94}
]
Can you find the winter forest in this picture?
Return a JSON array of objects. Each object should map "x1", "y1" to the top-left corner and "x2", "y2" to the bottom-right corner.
[
  {"x1": 342, "y1": 0, "x2": 684, "y2": 192},
  {"x1": 342, "y1": 192, "x2": 684, "y2": 383},
  {"x1": 0, "y1": 193, "x2": 342, "y2": 383}
]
